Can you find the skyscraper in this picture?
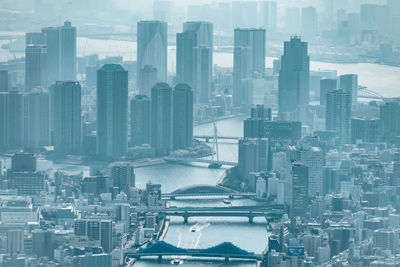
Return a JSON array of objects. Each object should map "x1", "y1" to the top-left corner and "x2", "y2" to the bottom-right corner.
[
  {"x1": 326, "y1": 89, "x2": 351, "y2": 144},
  {"x1": 193, "y1": 46, "x2": 212, "y2": 103},
  {"x1": 339, "y1": 74, "x2": 358, "y2": 109},
  {"x1": 0, "y1": 70, "x2": 8, "y2": 92},
  {"x1": 287, "y1": 143, "x2": 324, "y2": 197},
  {"x1": 42, "y1": 26, "x2": 60, "y2": 86},
  {"x1": 288, "y1": 162, "x2": 309, "y2": 218},
  {"x1": 320, "y1": 79, "x2": 337, "y2": 106},
  {"x1": 51, "y1": 81, "x2": 81, "y2": 154},
  {"x1": 173, "y1": 83, "x2": 193, "y2": 150},
  {"x1": 130, "y1": 95, "x2": 151, "y2": 146},
  {"x1": 100, "y1": 221, "x2": 113, "y2": 253},
  {"x1": 278, "y1": 36, "x2": 310, "y2": 123},
  {"x1": 27, "y1": 88, "x2": 50, "y2": 150},
  {"x1": 0, "y1": 93, "x2": 7, "y2": 150},
  {"x1": 233, "y1": 28, "x2": 266, "y2": 107},
  {"x1": 137, "y1": 21, "x2": 167, "y2": 89},
  {"x1": 97, "y1": 64, "x2": 128, "y2": 159},
  {"x1": 182, "y1": 22, "x2": 213, "y2": 104},
  {"x1": 110, "y1": 162, "x2": 135, "y2": 192},
  {"x1": 260, "y1": 1, "x2": 277, "y2": 32},
  {"x1": 138, "y1": 65, "x2": 157, "y2": 97},
  {"x1": 42, "y1": 21, "x2": 77, "y2": 86},
  {"x1": 25, "y1": 44, "x2": 47, "y2": 92},
  {"x1": 59, "y1": 21, "x2": 77, "y2": 81},
  {"x1": 286, "y1": 7, "x2": 301, "y2": 34},
  {"x1": 151, "y1": 83, "x2": 173, "y2": 156},
  {"x1": 176, "y1": 30, "x2": 197, "y2": 89},
  {"x1": 7, "y1": 91, "x2": 24, "y2": 149},
  {"x1": 302, "y1": 6, "x2": 318, "y2": 40},
  {"x1": 380, "y1": 100, "x2": 400, "y2": 143}
]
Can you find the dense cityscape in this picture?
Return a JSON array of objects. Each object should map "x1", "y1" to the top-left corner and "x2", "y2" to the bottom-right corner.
[{"x1": 0, "y1": 0, "x2": 399, "y2": 266}]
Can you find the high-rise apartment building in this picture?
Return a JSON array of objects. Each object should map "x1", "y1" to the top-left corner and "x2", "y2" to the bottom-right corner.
[
  {"x1": 130, "y1": 95, "x2": 151, "y2": 146},
  {"x1": 278, "y1": 37, "x2": 310, "y2": 123},
  {"x1": 173, "y1": 83, "x2": 193, "y2": 150},
  {"x1": 97, "y1": 64, "x2": 128, "y2": 159},
  {"x1": 51, "y1": 81, "x2": 81, "y2": 154}
]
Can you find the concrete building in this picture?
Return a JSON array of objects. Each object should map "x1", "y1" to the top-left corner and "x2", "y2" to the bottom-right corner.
[
  {"x1": 173, "y1": 83, "x2": 193, "y2": 150},
  {"x1": 110, "y1": 162, "x2": 135, "y2": 192},
  {"x1": 339, "y1": 74, "x2": 358, "y2": 109},
  {"x1": 25, "y1": 44, "x2": 47, "y2": 92},
  {"x1": 151, "y1": 83, "x2": 173, "y2": 156},
  {"x1": 137, "y1": 21, "x2": 167, "y2": 89},
  {"x1": 130, "y1": 95, "x2": 151, "y2": 146},
  {"x1": 27, "y1": 88, "x2": 50, "y2": 150},
  {"x1": 326, "y1": 89, "x2": 351, "y2": 144},
  {"x1": 0, "y1": 70, "x2": 8, "y2": 92},
  {"x1": 97, "y1": 64, "x2": 128, "y2": 159},
  {"x1": 51, "y1": 81, "x2": 81, "y2": 154},
  {"x1": 278, "y1": 37, "x2": 310, "y2": 123}
]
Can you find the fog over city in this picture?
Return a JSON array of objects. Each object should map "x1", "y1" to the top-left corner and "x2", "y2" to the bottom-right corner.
[{"x1": 0, "y1": 0, "x2": 399, "y2": 267}]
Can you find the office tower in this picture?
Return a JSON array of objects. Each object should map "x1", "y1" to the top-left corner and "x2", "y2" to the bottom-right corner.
[
  {"x1": 52, "y1": 81, "x2": 81, "y2": 154},
  {"x1": 320, "y1": 79, "x2": 337, "y2": 106},
  {"x1": 26, "y1": 32, "x2": 46, "y2": 45},
  {"x1": 138, "y1": 65, "x2": 157, "y2": 97},
  {"x1": 360, "y1": 4, "x2": 379, "y2": 32},
  {"x1": 0, "y1": 93, "x2": 7, "y2": 149},
  {"x1": 232, "y1": 1, "x2": 258, "y2": 28},
  {"x1": 238, "y1": 138, "x2": 269, "y2": 188},
  {"x1": 153, "y1": 0, "x2": 173, "y2": 21},
  {"x1": 193, "y1": 46, "x2": 212, "y2": 103},
  {"x1": 7, "y1": 230, "x2": 24, "y2": 255},
  {"x1": 288, "y1": 162, "x2": 308, "y2": 218},
  {"x1": 176, "y1": 30, "x2": 197, "y2": 88},
  {"x1": 7, "y1": 91, "x2": 24, "y2": 149},
  {"x1": 250, "y1": 104, "x2": 271, "y2": 120},
  {"x1": 32, "y1": 230, "x2": 54, "y2": 258},
  {"x1": 326, "y1": 89, "x2": 351, "y2": 144},
  {"x1": 278, "y1": 37, "x2": 310, "y2": 123},
  {"x1": 151, "y1": 83, "x2": 173, "y2": 156},
  {"x1": 286, "y1": 7, "x2": 301, "y2": 34},
  {"x1": 351, "y1": 117, "x2": 380, "y2": 144},
  {"x1": 339, "y1": 74, "x2": 358, "y2": 109},
  {"x1": 8, "y1": 172, "x2": 45, "y2": 195},
  {"x1": 130, "y1": 95, "x2": 151, "y2": 146},
  {"x1": 87, "y1": 221, "x2": 100, "y2": 240},
  {"x1": 233, "y1": 28, "x2": 266, "y2": 107},
  {"x1": 302, "y1": 6, "x2": 318, "y2": 40},
  {"x1": 74, "y1": 220, "x2": 87, "y2": 236},
  {"x1": 97, "y1": 64, "x2": 128, "y2": 159},
  {"x1": 137, "y1": 21, "x2": 167, "y2": 90},
  {"x1": 42, "y1": 21, "x2": 77, "y2": 86},
  {"x1": 100, "y1": 220, "x2": 113, "y2": 253},
  {"x1": 183, "y1": 22, "x2": 213, "y2": 103},
  {"x1": 260, "y1": 1, "x2": 277, "y2": 32},
  {"x1": 183, "y1": 21, "x2": 213, "y2": 49},
  {"x1": 173, "y1": 83, "x2": 193, "y2": 150},
  {"x1": 59, "y1": 21, "x2": 77, "y2": 81},
  {"x1": 42, "y1": 26, "x2": 60, "y2": 86},
  {"x1": 287, "y1": 143, "x2": 324, "y2": 197},
  {"x1": 25, "y1": 44, "x2": 47, "y2": 92},
  {"x1": 27, "y1": 88, "x2": 50, "y2": 150},
  {"x1": 11, "y1": 152, "x2": 37, "y2": 172},
  {"x1": 110, "y1": 162, "x2": 135, "y2": 192},
  {"x1": 0, "y1": 70, "x2": 8, "y2": 92},
  {"x1": 380, "y1": 101, "x2": 400, "y2": 143}
]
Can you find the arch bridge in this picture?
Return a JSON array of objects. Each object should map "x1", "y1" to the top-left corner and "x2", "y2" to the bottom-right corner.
[
  {"x1": 125, "y1": 241, "x2": 261, "y2": 262},
  {"x1": 161, "y1": 185, "x2": 254, "y2": 199}
]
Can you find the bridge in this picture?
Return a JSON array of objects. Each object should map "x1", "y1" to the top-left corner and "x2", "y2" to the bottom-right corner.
[
  {"x1": 125, "y1": 241, "x2": 261, "y2": 261},
  {"x1": 165, "y1": 157, "x2": 236, "y2": 166},
  {"x1": 137, "y1": 205, "x2": 285, "y2": 223},
  {"x1": 193, "y1": 135, "x2": 240, "y2": 142},
  {"x1": 358, "y1": 87, "x2": 386, "y2": 100},
  {"x1": 161, "y1": 185, "x2": 255, "y2": 200}
]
